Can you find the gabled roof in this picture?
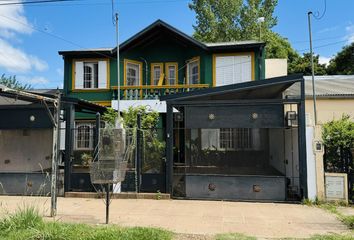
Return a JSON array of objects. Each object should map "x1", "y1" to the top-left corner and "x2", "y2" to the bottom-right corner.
[
  {"x1": 161, "y1": 74, "x2": 304, "y2": 102},
  {"x1": 59, "y1": 20, "x2": 265, "y2": 56},
  {"x1": 115, "y1": 19, "x2": 208, "y2": 52}
]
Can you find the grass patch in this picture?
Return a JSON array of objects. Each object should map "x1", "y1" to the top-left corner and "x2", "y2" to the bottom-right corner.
[
  {"x1": 0, "y1": 207, "x2": 172, "y2": 240},
  {"x1": 302, "y1": 199, "x2": 354, "y2": 230},
  {"x1": 215, "y1": 233, "x2": 256, "y2": 240},
  {"x1": 308, "y1": 234, "x2": 354, "y2": 240}
]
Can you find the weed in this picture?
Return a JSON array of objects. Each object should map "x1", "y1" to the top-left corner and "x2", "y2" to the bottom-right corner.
[
  {"x1": 215, "y1": 233, "x2": 256, "y2": 240},
  {"x1": 156, "y1": 190, "x2": 162, "y2": 200}
]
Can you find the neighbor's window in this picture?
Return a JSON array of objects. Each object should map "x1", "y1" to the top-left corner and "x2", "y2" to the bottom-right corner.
[
  {"x1": 74, "y1": 60, "x2": 108, "y2": 90},
  {"x1": 187, "y1": 58, "x2": 199, "y2": 84},
  {"x1": 126, "y1": 62, "x2": 141, "y2": 86},
  {"x1": 166, "y1": 63, "x2": 177, "y2": 85},
  {"x1": 75, "y1": 122, "x2": 94, "y2": 150},
  {"x1": 151, "y1": 63, "x2": 163, "y2": 85}
]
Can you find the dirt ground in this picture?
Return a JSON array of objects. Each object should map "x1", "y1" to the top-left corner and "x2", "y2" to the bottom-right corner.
[{"x1": 0, "y1": 196, "x2": 352, "y2": 239}]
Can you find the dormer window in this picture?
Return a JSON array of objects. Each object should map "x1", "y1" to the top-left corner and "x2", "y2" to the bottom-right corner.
[{"x1": 73, "y1": 59, "x2": 108, "y2": 90}]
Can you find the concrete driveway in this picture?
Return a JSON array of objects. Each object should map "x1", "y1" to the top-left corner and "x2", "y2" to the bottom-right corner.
[{"x1": 0, "y1": 196, "x2": 351, "y2": 238}]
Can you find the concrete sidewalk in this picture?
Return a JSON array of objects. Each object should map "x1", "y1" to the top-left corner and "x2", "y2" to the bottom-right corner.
[{"x1": 0, "y1": 196, "x2": 351, "y2": 238}]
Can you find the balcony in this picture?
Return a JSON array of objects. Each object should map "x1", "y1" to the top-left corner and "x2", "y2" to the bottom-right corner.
[{"x1": 114, "y1": 84, "x2": 210, "y2": 100}]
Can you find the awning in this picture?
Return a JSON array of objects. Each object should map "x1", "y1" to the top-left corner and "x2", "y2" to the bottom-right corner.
[{"x1": 161, "y1": 74, "x2": 304, "y2": 103}]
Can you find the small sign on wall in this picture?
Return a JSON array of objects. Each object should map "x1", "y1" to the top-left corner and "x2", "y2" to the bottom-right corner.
[{"x1": 325, "y1": 173, "x2": 348, "y2": 203}]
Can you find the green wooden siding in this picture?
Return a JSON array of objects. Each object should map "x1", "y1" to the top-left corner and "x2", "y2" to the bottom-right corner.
[{"x1": 63, "y1": 40, "x2": 265, "y2": 105}]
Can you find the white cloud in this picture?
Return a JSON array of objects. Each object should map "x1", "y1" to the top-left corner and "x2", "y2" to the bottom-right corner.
[
  {"x1": 319, "y1": 56, "x2": 331, "y2": 66},
  {"x1": 0, "y1": 2, "x2": 49, "y2": 74},
  {"x1": 17, "y1": 75, "x2": 50, "y2": 85},
  {"x1": 0, "y1": 39, "x2": 48, "y2": 73},
  {"x1": 345, "y1": 24, "x2": 354, "y2": 44},
  {"x1": 0, "y1": 2, "x2": 33, "y2": 38}
]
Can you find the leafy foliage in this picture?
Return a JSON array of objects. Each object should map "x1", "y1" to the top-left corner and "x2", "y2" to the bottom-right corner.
[
  {"x1": 0, "y1": 74, "x2": 32, "y2": 90},
  {"x1": 322, "y1": 115, "x2": 354, "y2": 150},
  {"x1": 102, "y1": 107, "x2": 119, "y2": 126},
  {"x1": 322, "y1": 115, "x2": 354, "y2": 173},
  {"x1": 189, "y1": 0, "x2": 278, "y2": 43},
  {"x1": 122, "y1": 106, "x2": 165, "y2": 173},
  {"x1": 327, "y1": 42, "x2": 354, "y2": 75},
  {"x1": 288, "y1": 53, "x2": 328, "y2": 75},
  {"x1": 122, "y1": 106, "x2": 159, "y2": 129}
]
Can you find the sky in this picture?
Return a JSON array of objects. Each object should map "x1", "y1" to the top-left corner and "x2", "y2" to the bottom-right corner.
[{"x1": 0, "y1": 0, "x2": 353, "y2": 89}]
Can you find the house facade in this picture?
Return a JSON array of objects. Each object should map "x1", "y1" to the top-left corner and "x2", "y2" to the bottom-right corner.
[
  {"x1": 59, "y1": 20, "x2": 316, "y2": 200},
  {"x1": 58, "y1": 20, "x2": 268, "y2": 194}
]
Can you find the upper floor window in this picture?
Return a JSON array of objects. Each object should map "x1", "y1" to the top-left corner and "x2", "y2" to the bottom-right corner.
[
  {"x1": 125, "y1": 59, "x2": 142, "y2": 86},
  {"x1": 214, "y1": 53, "x2": 253, "y2": 86},
  {"x1": 187, "y1": 58, "x2": 199, "y2": 84},
  {"x1": 84, "y1": 62, "x2": 98, "y2": 88},
  {"x1": 151, "y1": 63, "x2": 163, "y2": 86},
  {"x1": 166, "y1": 63, "x2": 178, "y2": 85},
  {"x1": 73, "y1": 59, "x2": 108, "y2": 90}
]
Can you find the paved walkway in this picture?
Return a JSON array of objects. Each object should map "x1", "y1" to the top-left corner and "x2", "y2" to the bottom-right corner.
[{"x1": 0, "y1": 196, "x2": 351, "y2": 238}]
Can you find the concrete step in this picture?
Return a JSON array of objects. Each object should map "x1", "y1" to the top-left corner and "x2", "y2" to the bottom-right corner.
[{"x1": 65, "y1": 191, "x2": 170, "y2": 200}]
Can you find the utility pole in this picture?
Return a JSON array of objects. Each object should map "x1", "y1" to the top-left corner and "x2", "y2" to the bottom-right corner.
[
  {"x1": 50, "y1": 90, "x2": 61, "y2": 217},
  {"x1": 308, "y1": 11, "x2": 318, "y2": 125},
  {"x1": 116, "y1": 13, "x2": 121, "y2": 123}
]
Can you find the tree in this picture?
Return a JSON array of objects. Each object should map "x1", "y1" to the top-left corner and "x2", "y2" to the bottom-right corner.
[
  {"x1": 189, "y1": 0, "x2": 298, "y2": 62},
  {"x1": 288, "y1": 53, "x2": 327, "y2": 75},
  {"x1": 327, "y1": 42, "x2": 354, "y2": 75},
  {"x1": 0, "y1": 74, "x2": 32, "y2": 90}
]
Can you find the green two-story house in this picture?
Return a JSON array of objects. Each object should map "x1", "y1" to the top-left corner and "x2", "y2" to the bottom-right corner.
[
  {"x1": 59, "y1": 19, "x2": 265, "y2": 106},
  {"x1": 58, "y1": 20, "x2": 266, "y2": 193}
]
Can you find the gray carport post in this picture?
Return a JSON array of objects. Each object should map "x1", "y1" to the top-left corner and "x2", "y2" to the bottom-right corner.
[{"x1": 164, "y1": 74, "x2": 308, "y2": 199}]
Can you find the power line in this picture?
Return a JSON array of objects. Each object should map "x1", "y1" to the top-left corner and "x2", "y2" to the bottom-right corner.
[
  {"x1": 0, "y1": 13, "x2": 115, "y2": 60},
  {"x1": 312, "y1": 0, "x2": 327, "y2": 20},
  {"x1": 297, "y1": 39, "x2": 348, "y2": 53},
  {"x1": 0, "y1": 0, "x2": 81, "y2": 6}
]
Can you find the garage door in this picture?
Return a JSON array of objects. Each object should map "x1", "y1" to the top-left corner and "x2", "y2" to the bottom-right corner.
[{"x1": 215, "y1": 55, "x2": 252, "y2": 86}]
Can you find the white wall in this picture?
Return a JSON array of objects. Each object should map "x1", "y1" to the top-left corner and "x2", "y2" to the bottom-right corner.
[
  {"x1": 265, "y1": 59, "x2": 288, "y2": 78},
  {"x1": 0, "y1": 129, "x2": 53, "y2": 172},
  {"x1": 306, "y1": 126, "x2": 318, "y2": 200}
]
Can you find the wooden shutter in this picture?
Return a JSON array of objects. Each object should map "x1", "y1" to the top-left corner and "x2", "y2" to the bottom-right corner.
[
  {"x1": 74, "y1": 61, "x2": 84, "y2": 89},
  {"x1": 98, "y1": 61, "x2": 107, "y2": 89}
]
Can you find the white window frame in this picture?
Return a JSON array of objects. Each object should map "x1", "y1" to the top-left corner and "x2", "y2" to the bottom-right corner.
[
  {"x1": 73, "y1": 59, "x2": 108, "y2": 90},
  {"x1": 166, "y1": 63, "x2": 178, "y2": 85},
  {"x1": 187, "y1": 58, "x2": 200, "y2": 84},
  {"x1": 83, "y1": 62, "x2": 98, "y2": 89},
  {"x1": 75, "y1": 122, "x2": 94, "y2": 150},
  {"x1": 126, "y1": 62, "x2": 141, "y2": 86},
  {"x1": 151, "y1": 64, "x2": 163, "y2": 86}
]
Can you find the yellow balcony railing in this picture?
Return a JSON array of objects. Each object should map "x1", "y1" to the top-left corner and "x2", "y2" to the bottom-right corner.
[{"x1": 112, "y1": 84, "x2": 210, "y2": 100}]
